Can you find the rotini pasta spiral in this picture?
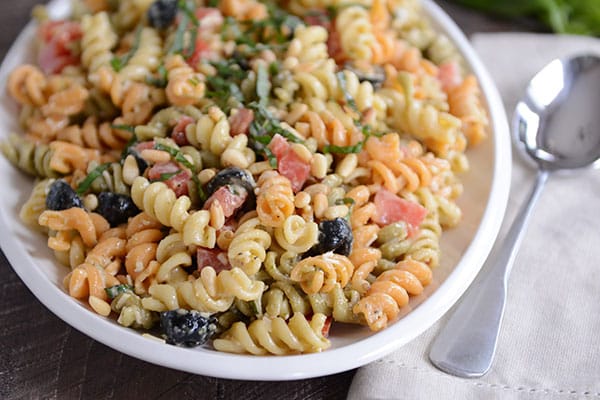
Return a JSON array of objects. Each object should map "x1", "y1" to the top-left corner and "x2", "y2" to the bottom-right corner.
[
  {"x1": 81, "y1": 11, "x2": 117, "y2": 76},
  {"x1": 213, "y1": 312, "x2": 330, "y2": 355},
  {"x1": 131, "y1": 176, "x2": 216, "y2": 248},
  {"x1": 290, "y1": 253, "x2": 354, "y2": 294},
  {"x1": 227, "y1": 217, "x2": 272, "y2": 275},
  {"x1": 164, "y1": 54, "x2": 206, "y2": 106},
  {"x1": 256, "y1": 171, "x2": 295, "y2": 228},
  {"x1": 353, "y1": 258, "x2": 431, "y2": 331},
  {"x1": 7, "y1": 64, "x2": 48, "y2": 107},
  {"x1": 124, "y1": 212, "x2": 165, "y2": 294}
]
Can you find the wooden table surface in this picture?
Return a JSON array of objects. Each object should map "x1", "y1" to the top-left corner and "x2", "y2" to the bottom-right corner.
[{"x1": 0, "y1": 2, "x2": 543, "y2": 399}]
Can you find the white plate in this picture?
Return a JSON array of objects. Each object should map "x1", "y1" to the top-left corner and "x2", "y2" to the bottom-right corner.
[{"x1": 0, "y1": 0, "x2": 511, "y2": 380}]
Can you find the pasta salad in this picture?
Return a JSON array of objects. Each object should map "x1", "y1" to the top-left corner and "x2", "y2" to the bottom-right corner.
[{"x1": 2, "y1": 0, "x2": 488, "y2": 355}]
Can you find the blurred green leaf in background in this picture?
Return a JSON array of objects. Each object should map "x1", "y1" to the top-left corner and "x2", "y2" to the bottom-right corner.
[{"x1": 454, "y1": 0, "x2": 600, "y2": 36}]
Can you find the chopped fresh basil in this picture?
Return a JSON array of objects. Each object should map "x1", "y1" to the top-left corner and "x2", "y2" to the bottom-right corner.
[
  {"x1": 264, "y1": 147, "x2": 278, "y2": 168},
  {"x1": 192, "y1": 174, "x2": 207, "y2": 202},
  {"x1": 105, "y1": 284, "x2": 133, "y2": 299},
  {"x1": 336, "y1": 71, "x2": 359, "y2": 114},
  {"x1": 248, "y1": 103, "x2": 303, "y2": 144},
  {"x1": 111, "y1": 26, "x2": 143, "y2": 72},
  {"x1": 256, "y1": 63, "x2": 271, "y2": 106},
  {"x1": 153, "y1": 142, "x2": 195, "y2": 171},
  {"x1": 335, "y1": 197, "x2": 356, "y2": 206},
  {"x1": 167, "y1": 10, "x2": 189, "y2": 55},
  {"x1": 119, "y1": 132, "x2": 139, "y2": 161},
  {"x1": 110, "y1": 124, "x2": 135, "y2": 134},
  {"x1": 155, "y1": 171, "x2": 181, "y2": 181},
  {"x1": 323, "y1": 142, "x2": 364, "y2": 154},
  {"x1": 76, "y1": 162, "x2": 112, "y2": 195},
  {"x1": 146, "y1": 64, "x2": 168, "y2": 88},
  {"x1": 188, "y1": 76, "x2": 201, "y2": 86}
]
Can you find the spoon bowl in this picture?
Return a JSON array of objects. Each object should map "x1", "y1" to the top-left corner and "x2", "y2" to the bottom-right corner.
[
  {"x1": 515, "y1": 55, "x2": 600, "y2": 170},
  {"x1": 430, "y1": 53, "x2": 600, "y2": 378}
]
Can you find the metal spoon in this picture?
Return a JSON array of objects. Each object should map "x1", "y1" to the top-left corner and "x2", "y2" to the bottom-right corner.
[{"x1": 429, "y1": 54, "x2": 600, "y2": 378}]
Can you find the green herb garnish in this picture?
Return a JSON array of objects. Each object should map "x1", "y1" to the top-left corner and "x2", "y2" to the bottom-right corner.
[
  {"x1": 249, "y1": 103, "x2": 303, "y2": 144},
  {"x1": 323, "y1": 142, "x2": 364, "y2": 154},
  {"x1": 111, "y1": 124, "x2": 135, "y2": 133},
  {"x1": 119, "y1": 132, "x2": 139, "y2": 161},
  {"x1": 111, "y1": 26, "x2": 143, "y2": 72},
  {"x1": 192, "y1": 174, "x2": 207, "y2": 202},
  {"x1": 76, "y1": 162, "x2": 111, "y2": 195},
  {"x1": 264, "y1": 147, "x2": 278, "y2": 168},
  {"x1": 335, "y1": 197, "x2": 356, "y2": 206},
  {"x1": 256, "y1": 63, "x2": 271, "y2": 106},
  {"x1": 153, "y1": 171, "x2": 181, "y2": 181},
  {"x1": 153, "y1": 142, "x2": 195, "y2": 171},
  {"x1": 105, "y1": 284, "x2": 133, "y2": 299},
  {"x1": 167, "y1": 9, "x2": 189, "y2": 55},
  {"x1": 146, "y1": 64, "x2": 168, "y2": 88},
  {"x1": 336, "y1": 71, "x2": 359, "y2": 114}
]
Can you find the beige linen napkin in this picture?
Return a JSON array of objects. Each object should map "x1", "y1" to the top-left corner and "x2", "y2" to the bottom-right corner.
[{"x1": 348, "y1": 33, "x2": 600, "y2": 400}]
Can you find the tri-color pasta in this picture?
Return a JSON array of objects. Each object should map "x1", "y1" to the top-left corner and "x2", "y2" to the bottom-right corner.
[{"x1": 2, "y1": 0, "x2": 488, "y2": 355}]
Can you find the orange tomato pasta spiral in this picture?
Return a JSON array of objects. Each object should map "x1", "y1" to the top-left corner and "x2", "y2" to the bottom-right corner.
[
  {"x1": 7, "y1": 64, "x2": 48, "y2": 107},
  {"x1": 448, "y1": 75, "x2": 489, "y2": 146},
  {"x1": 353, "y1": 258, "x2": 432, "y2": 331},
  {"x1": 57, "y1": 117, "x2": 133, "y2": 151},
  {"x1": 256, "y1": 170, "x2": 295, "y2": 228},
  {"x1": 38, "y1": 207, "x2": 110, "y2": 248},
  {"x1": 64, "y1": 235, "x2": 127, "y2": 303},
  {"x1": 164, "y1": 54, "x2": 206, "y2": 106},
  {"x1": 124, "y1": 212, "x2": 165, "y2": 294}
]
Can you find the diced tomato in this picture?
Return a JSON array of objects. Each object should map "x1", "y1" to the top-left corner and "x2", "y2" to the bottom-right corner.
[
  {"x1": 268, "y1": 134, "x2": 311, "y2": 192},
  {"x1": 171, "y1": 116, "x2": 194, "y2": 146},
  {"x1": 37, "y1": 20, "x2": 82, "y2": 74},
  {"x1": 373, "y1": 189, "x2": 428, "y2": 235},
  {"x1": 186, "y1": 38, "x2": 218, "y2": 67},
  {"x1": 147, "y1": 161, "x2": 191, "y2": 197},
  {"x1": 196, "y1": 247, "x2": 230, "y2": 273},
  {"x1": 303, "y1": 10, "x2": 331, "y2": 30},
  {"x1": 195, "y1": 7, "x2": 224, "y2": 28},
  {"x1": 278, "y1": 150, "x2": 311, "y2": 193},
  {"x1": 203, "y1": 186, "x2": 248, "y2": 217},
  {"x1": 327, "y1": 29, "x2": 346, "y2": 65},
  {"x1": 133, "y1": 141, "x2": 155, "y2": 152},
  {"x1": 438, "y1": 61, "x2": 462, "y2": 92},
  {"x1": 183, "y1": 8, "x2": 223, "y2": 67},
  {"x1": 38, "y1": 47, "x2": 79, "y2": 75},
  {"x1": 269, "y1": 134, "x2": 289, "y2": 159},
  {"x1": 228, "y1": 108, "x2": 254, "y2": 136}
]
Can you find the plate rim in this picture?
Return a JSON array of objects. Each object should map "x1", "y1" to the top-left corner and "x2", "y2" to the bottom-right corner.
[{"x1": 0, "y1": 0, "x2": 511, "y2": 381}]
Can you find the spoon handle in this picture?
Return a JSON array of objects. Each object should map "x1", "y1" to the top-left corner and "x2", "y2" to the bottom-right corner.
[{"x1": 429, "y1": 170, "x2": 549, "y2": 378}]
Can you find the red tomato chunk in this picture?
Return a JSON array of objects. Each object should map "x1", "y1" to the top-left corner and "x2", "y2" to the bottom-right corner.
[
  {"x1": 203, "y1": 186, "x2": 248, "y2": 218},
  {"x1": 268, "y1": 134, "x2": 311, "y2": 193},
  {"x1": 228, "y1": 108, "x2": 254, "y2": 136},
  {"x1": 147, "y1": 161, "x2": 191, "y2": 197},
  {"x1": 373, "y1": 189, "x2": 428, "y2": 233},
  {"x1": 171, "y1": 116, "x2": 194, "y2": 146},
  {"x1": 37, "y1": 20, "x2": 82, "y2": 74},
  {"x1": 197, "y1": 248, "x2": 230, "y2": 273}
]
